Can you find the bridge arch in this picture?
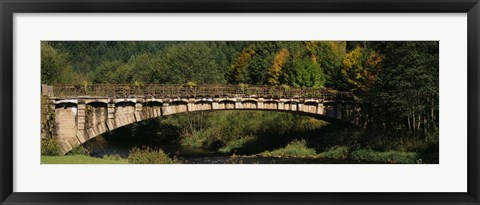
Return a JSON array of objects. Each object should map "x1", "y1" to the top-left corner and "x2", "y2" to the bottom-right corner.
[
  {"x1": 144, "y1": 101, "x2": 163, "y2": 106},
  {"x1": 303, "y1": 101, "x2": 319, "y2": 114},
  {"x1": 241, "y1": 100, "x2": 257, "y2": 109},
  {"x1": 85, "y1": 101, "x2": 108, "y2": 128},
  {"x1": 45, "y1": 84, "x2": 357, "y2": 154},
  {"x1": 218, "y1": 100, "x2": 235, "y2": 109},
  {"x1": 168, "y1": 100, "x2": 188, "y2": 114},
  {"x1": 142, "y1": 101, "x2": 163, "y2": 119},
  {"x1": 55, "y1": 102, "x2": 77, "y2": 109},
  {"x1": 83, "y1": 101, "x2": 109, "y2": 144},
  {"x1": 53, "y1": 99, "x2": 358, "y2": 154},
  {"x1": 283, "y1": 101, "x2": 299, "y2": 111},
  {"x1": 263, "y1": 100, "x2": 279, "y2": 110},
  {"x1": 194, "y1": 100, "x2": 213, "y2": 111}
]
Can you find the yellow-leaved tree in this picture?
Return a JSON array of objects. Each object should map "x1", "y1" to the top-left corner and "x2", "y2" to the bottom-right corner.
[
  {"x1": 226, "y1": 45, "x2": 256, "y2": 84},
  {"x1": 267, "y1": 48, "x2": 290, "y2": 85},
  {"x1": 341, "y1": 46, "x2": 383, "y2": 91}
]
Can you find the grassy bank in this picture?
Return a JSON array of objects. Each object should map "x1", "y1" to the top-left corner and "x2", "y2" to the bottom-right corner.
[
  {"x1": 42, "y1": 146, "x2": 178, "y2": 164},
  {"x1": 257, "y1": 140, "x2": 425, "y2": 164},
  {"x1": 258, "y1": 140, "x2": 318, "y2": 158},
  {"x1": 41, "y1": 155, "x2": 127, "y2": 164}
]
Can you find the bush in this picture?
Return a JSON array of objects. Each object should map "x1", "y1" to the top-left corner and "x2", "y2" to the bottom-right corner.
[
  {"x1": 318, "y1": 146, "x2": 350, "y2": 160},
  {"x1": 351, "y1": 149, "x2": 420, "y2": 164},
  {"x1": 259, "y1": 139, "x2": 317, "y2": 158},
  {"x1": 185, "y1": 81, "x2": 197, "y2": 88},
  {"x1": 102, "y1": 154, "x2": 125, "y2": 161},
  {"x1": 68, "y1": 146, "x2": 90, "y2": 156},
  {"x1": 127, "y1": 147, "x2": 178, "y2": 164},
  {"x1": 218, "y1": 135, "x2": 256, "y2": 153},
  {"x1": 180, "y1": 131, "x2": 209, "y2": 148},
  {"x1": 41, "y1": 138, "x2": 62, "y2": 156}
]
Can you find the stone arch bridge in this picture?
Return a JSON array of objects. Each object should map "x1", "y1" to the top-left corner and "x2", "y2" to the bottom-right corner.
[{"x1": 42, "y1": 84, "x2": 360, "y2": 154}]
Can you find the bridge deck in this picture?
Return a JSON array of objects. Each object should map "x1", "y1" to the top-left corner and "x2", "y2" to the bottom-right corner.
[{"x1": 45, "y1": 84, "x2": 353, "y2": 100}]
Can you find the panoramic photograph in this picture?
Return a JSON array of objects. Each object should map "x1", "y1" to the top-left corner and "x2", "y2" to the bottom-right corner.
[{"x1": 40, "y1": 41, "x2": 439, "y2": 164}]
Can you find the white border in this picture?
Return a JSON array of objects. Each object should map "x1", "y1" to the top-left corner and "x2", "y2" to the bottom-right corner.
[{"x1": 13, "y1": 13, "x2": 467, "y2": 192}]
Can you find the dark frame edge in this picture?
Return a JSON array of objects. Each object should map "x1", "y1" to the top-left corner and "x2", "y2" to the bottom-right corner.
[
  {"x1": 468, "y1": 1, "x2": 480, "y2": 203},
  {"x1": 0, "y1": 0, "x2": 478, "y2": 13},
  {"x1": 1, "y1": 0, "x2": 480, "y2": 204},
  {"x1": 0, "y1": 0, "x2": 14, "y2": 204},
  {"x1": 1, "y1": 193, "x2": 480, "y2": 205}
]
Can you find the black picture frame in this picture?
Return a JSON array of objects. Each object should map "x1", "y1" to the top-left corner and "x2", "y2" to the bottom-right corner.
[{"x1": 1, "y1": 0, "x2": 479, "y2": 204}]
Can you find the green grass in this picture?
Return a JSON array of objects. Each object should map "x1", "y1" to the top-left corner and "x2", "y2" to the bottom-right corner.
[
  {"x1": 318, "y1": 146, "x2": 350, "y2": 160},
  {"x1": 350, "y1": 149, "x2": 421, "y2": 164},
  {"x1": 255, "y1": 139, "x2": 423, "y2": 164},
  {"x1": 218, "y1": 135, "x2": 256, "y2": 153},
  {"x1": 41, "y1": 155, "x2": 127, "y2": 164},
  {"x1": 258, "y1": 139, "x2": 318, "y2": 158},
  {"x1": 127, "y1": 147, "x2": 178, "y2": 164}
]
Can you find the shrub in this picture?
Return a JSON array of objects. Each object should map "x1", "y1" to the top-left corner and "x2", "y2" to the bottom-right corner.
[
  {"x1": 259, "y1": 139, "x2": 317, "y2": 158},
  {"x1": 318, "y1": 146, "x2": 350, "y2": 160},
  {"x1": 127, "y1": 147, "x2": 178, "y2": 164},
  {"x1": 102, "y1": 154, "x2": 125, "y2": 161},
  {"x1": 185, "y1": 81, "x2": 197, "y2": 88},
  {"x1": 41, "y1": 138, "x2": 62, "y2": 156},
  {"x1": 180, "y1": 131, "x2": 208, "y2": 148},
  {"x1": 68, "y1": 145, "x2": 90, "y2": 156},
  {"x1": 351, "y1": 149, "x2": 420, "y2": 164},
  {"x1": 218, "y1": 135, "x2": 256, "y2": 153}
]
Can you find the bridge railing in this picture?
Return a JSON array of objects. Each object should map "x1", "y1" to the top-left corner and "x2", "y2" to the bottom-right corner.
[{"x1": 50, "y1": 84, "x2": 353, "y2": 100}]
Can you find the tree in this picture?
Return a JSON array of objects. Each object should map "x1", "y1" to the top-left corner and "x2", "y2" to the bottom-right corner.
[
  {"x1": 314, "y1": 42, "x2": 347, "y2": 89},
  {"x1": 158, "y1": 42, "x2": 225, "y2": 84},
  {"x1": 226, "y1": 44, "x2": 256, "y2": 84},
  {"x1": 245, "y1": 42, "x2": 280, "y2": 85},
  {"x1": 366, "y1": 41, "x2": 439, "y2": 139},
  {"x1": 340, "y1": 46, "x2": 383, "y2": 91},
  {"x1": 48, "y1": 41, "x2": 171, "y2": 74},
  {"x1": 89, "y1": 60, "x2": 125, "y2": 83},
  {"x1": 268, "y1": 48, "x2": 290, "y2": 85},
  {"x1": 124, "y1": 53, "x2": 163, "y2": 84},
  {"x1": 284, "y1": 57, "x2": 326, "y2": 88},
  {"x1": 41, "y1": 42, "x2": 84, "y2": 84}
]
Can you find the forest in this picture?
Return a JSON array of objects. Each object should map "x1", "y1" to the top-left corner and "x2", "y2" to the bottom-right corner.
[{"x1": 41, "y1": 41, "x2": 439, "y2": 164}]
